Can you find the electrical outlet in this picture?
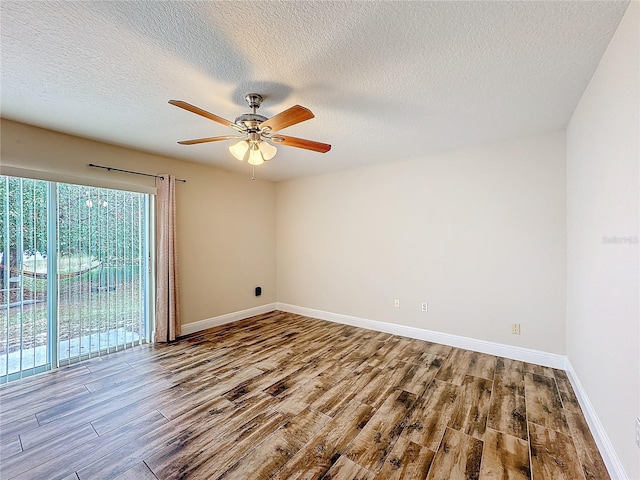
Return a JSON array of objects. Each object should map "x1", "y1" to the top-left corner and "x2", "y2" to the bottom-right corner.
[
  {"x1": 394, "y1": 299, "x2": 400, "y2": 308},
  {"x1": 635, "y1": 417, "x2": 640, "y2": 448},
  {"x1": 421, "y1": 302, "x2": 428, "y2": 312},
  {"x1": 512, "y1": 323, "x2": 521, "y2": 335}
]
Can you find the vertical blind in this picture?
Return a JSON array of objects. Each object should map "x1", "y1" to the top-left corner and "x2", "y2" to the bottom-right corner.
[{"x1": 0, "y1": 176, "x2": 150, "y2": 382}]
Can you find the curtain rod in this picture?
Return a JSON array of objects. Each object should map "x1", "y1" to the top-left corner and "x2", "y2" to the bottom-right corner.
[{"x1": 88, "y1": 163, "x2": 187, "y2": 183}]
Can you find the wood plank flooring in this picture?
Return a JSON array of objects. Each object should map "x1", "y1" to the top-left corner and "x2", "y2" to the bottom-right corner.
[{"x1": 0, "y1": 311, "x2": 609, "y2": 479}]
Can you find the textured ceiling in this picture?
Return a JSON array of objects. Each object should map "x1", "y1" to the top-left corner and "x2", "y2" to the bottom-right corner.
[{"x1": 0, "y1": 1, "x2": 630, "y2": 181}]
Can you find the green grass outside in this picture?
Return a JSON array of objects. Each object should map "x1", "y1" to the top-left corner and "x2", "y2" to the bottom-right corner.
[{"x1": 0, "y1": 270, "x2": 144, "y2": 354}]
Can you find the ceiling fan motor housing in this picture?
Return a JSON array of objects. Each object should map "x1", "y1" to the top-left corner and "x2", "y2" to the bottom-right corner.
[{"x1": 234, "y1": 113, "x2": 268, "y2": 131}]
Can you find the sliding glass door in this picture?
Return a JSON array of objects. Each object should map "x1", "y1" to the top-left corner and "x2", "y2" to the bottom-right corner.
[{"x1": 0, "y1": 176, "x2": 151, "y2": 382}]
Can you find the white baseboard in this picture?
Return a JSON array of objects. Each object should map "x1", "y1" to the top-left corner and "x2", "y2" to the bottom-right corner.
[
  {"x1": 565, "y1": 359, "x2": 629, "y2": 480},
  {"x1": 180, "y1": 303, "x2": 277, "y2": 336},
  {"x1": 276, "y1": 303, "x2": 565, "y2": 369}
]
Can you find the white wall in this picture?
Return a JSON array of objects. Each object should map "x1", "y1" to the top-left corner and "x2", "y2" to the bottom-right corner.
[
  {"x1": 566, "y1": 1, "x2": 640, "y2": 478},
  {"x1": 277, "y1": 131, "x2": 567, "y2": 354}
]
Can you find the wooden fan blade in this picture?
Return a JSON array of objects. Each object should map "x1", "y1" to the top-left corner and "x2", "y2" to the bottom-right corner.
[
  {"x1": 271, "y1": 135, "x2": 331, "y2": 153},
  {"x1": 177, "y1": 135, "x2": 238, "y2": 145},
  {"x1": 169, "y1": 100, "x2": 239, "y2": 130},
  {"x1": 259, "y1": 105, "x2": 314, "y2": 132}
]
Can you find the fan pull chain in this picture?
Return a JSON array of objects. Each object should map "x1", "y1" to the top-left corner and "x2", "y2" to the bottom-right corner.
[{"x1": 251, "y1": 165, "x2": 256, "y2": 181}]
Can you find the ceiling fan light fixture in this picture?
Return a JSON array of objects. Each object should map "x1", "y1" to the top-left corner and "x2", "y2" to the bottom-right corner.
[
  {"x1": 229, "y1": 140, "x2": 249, "y2": 161},
  {"x1": 259, "y1": 140, "x2": 277, "y2": 161},
  {"x1": 247, "y1": 143, "x2": 265, "y2": 166}
]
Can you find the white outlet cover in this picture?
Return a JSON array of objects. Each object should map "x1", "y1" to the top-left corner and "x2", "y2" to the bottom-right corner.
[{"x1": 635, "y1": 417, "x2": 640, "y2": 448}]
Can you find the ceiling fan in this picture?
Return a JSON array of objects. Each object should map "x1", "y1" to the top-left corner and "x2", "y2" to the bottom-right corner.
[{"x1": 169, "y1": 93, "x2": 331, "y2": 167}]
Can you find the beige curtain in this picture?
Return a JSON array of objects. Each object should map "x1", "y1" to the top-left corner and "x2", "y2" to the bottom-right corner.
[{"x1": 155, "y1": 174, "x2": 180, "y2": 342}]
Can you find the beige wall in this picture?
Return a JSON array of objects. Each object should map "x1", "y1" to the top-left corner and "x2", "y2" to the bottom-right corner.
[
  {"x1": 0, "y1": 119, "x2": 277, "y2": 329},
  {"x1": 566, "y1": 1, "x2": 639, "y2": 478},
  {"x1": 277, "y1": 131, "x2": 567, "y2": 354}
]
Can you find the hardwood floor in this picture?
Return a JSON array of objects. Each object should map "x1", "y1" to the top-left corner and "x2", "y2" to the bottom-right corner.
[{"x1": 0, "y1": 311, "x2": 609, "y2": 479}]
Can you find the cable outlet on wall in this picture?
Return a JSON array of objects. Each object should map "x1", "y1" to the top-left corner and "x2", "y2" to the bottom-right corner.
[
  {"x1": 394, "y1": 299, "x2": 400, "y2": 308},
  {"x1": 512, "y1": 323, "x2": 521, "y2": 335},
  {"x1": 421, "y1": 302, "x2": 428, "y2": 312}
]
